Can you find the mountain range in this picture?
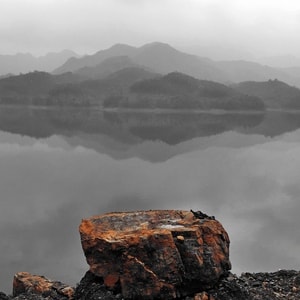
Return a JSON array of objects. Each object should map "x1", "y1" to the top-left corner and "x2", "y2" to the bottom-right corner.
[
  {"x1": 2, "y1": 42, "x2": 300, "y2": 88},
  {"x1": 1, "y1": 42, "x2": 300, "y2": 110},
  {"x1": 52, "y1": 42, "x2": 300, "y2": 87}
]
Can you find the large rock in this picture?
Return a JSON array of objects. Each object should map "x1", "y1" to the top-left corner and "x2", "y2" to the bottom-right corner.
[
  {"x1": 13, "y1": 272, "x2": 74, "y2": 299},
  {"x1": 79, "y1": 210, "x2": 231, "y2": 299}
]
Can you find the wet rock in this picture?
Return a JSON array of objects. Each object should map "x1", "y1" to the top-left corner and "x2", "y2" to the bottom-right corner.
[
  {"x1": 79, "y1": 210, "x2": 231, "y2": 299},
  {"x1": 13, "y1": 272, "x2": 74, "y2": 299}
]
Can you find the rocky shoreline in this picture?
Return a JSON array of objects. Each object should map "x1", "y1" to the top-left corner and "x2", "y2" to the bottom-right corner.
[
  {"x1": 1, "y1": 269, "x2": 300, "y2": 300},
  {"x1": 72, "y1": 269, "x2": 300, "y2": 300},
  {"x1": 1, "y1": 210, "x2": 299, "y2": 300}
]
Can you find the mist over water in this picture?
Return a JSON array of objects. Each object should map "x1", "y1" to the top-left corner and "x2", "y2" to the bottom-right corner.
[{"x1": 1, "y1": 107, "x2": 300, "y2": 294}]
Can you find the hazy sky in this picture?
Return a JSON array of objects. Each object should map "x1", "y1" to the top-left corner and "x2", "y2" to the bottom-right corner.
[{"x1": 1, "y1": 0, "x2": 300, "y2": 58}]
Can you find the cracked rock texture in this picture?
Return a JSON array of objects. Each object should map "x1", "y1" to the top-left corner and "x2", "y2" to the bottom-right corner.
[{"x1": 79, "y1": 210, "x2": 231, "y2": 299}]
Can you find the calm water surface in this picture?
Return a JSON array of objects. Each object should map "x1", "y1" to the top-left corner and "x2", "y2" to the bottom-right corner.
[{"x1": 1, "y1": 107, "x2": 300, "y2": 293}]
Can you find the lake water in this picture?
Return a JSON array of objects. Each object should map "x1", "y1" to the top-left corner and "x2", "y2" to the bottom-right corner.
[{"x1": 1, "y1": 106, "x2": 300, "y2": 294}]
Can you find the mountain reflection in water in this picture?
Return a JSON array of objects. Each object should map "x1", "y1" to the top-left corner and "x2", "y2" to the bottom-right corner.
[
  {"x1": 0, "y1": 107, "x2": 265, "y2": 142},
  {"x1": 1, "y1": 107, "x2": 300, "y2": 146},
  {"x1": 1, "y1": 106, "x2": 300, "y2": 294}
]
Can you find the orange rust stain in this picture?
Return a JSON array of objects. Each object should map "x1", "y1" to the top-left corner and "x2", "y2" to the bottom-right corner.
[
  {"x1": 212, "y1": 250, "x2": 226, "y2": 264},
  {"x1": 98, "y1": 230, "x2": 119, "y2": 241},
  {"x1": 104, "y1": 273, "x2": 120, "y2": 289},
  {"x1": 79, "y1": 219, "x2": 95, "y2": 236},
  {"x1": 203, "y1": 235, "x2": 217, "y2": 246}
]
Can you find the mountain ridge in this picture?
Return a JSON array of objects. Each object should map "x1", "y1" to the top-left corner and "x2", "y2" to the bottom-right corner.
[
  {"x1": 52, "y1": 42, "x2": 300, "y2": 87},
  {"x1": 3, "y1": 42, "x2": 300, "y2": 88},
  {"x1": 0, "y1": 50, "x2": 80, "y2": 76},
  {"x1": 53, "y1": 44, "x2": 138, "y2": 74},
  {"x1": 53, "y1": 42, "x2": 227, "y2": 82}
]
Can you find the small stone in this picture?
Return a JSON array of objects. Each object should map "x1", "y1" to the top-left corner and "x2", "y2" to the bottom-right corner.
[
  {"x1": 193, "y1": 291, "x2": 214, "y2": 300},
  {"x1": 294, "y1": 275, "x2": 300, "y2": 286},
  {"x1": 251, "y1": 281, "x2": 261, "y2": 287},
  {"x1": 60, "y1": 286, "x2": 75, "y2": 298},
  {"x1": 176, "y1": 235, "x2": 185, "y2": 243},
  {"x1": 13, "y1": 272, "x2": 74, "y2": 299}
]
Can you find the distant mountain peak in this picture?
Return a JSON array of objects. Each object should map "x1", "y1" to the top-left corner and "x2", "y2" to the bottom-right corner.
[
  {"x1": 140, "y1": 41, "x2": 173, "y2": 48},
  {"x1": 94, "y1": 43, "x2": 137, "y2": 56},
  {"x1": 40, "y1": 49, "x2": 79, "y2": 58},
  {"x1": 138, "y1": 42, "x2": 180, "y2": 53},
  {"x1": 108, "y1": 43, "x2": 136, "y2": 50}
]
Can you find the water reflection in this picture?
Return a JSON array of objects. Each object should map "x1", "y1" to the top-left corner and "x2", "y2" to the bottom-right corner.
[
  {"x1": 0, "y1": 107, "x2": 266, "y2": 143},
  {"x1": 1, "y1": 106, "x2": 300, "y2": 149},
  {"x1": 1, "y1": 107, "x2": 300, "y2": 294},
  {"x1": 102, "y1": 111, "x2": 265, "y2": 144}
]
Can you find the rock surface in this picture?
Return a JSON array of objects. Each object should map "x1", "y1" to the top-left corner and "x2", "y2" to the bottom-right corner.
[
  {"x1": 12, "y1": 272, "x2": 74, "y2": 299},
  {"x1": 79, "y1": 210, "x2": 231, "y2": 299}
]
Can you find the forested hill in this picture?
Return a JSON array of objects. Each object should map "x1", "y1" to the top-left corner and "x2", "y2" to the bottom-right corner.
[
  {"x1": 233, "y1": 79, "x2": 300, "y2": 108},
  {"x1": 0, "y1": 70, "x2": 264, "y2": 111},
  {"x1": 0, "y1": 71, "x2": 84, "y2": 105},
  {"x1": 0, "y1": 69, "x2": 154, "y2": 106},
  {"x1": 104, "y1": 72, "x2": 265, "y2": 111}
]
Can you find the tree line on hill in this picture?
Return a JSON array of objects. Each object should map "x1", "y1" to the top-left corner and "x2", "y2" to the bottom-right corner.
[{"x1": 0, "y1": 69, "x2": 267, "y2": 111}]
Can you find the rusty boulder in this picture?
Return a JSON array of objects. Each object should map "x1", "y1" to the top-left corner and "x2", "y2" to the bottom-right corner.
[{"x1": 79, "y1": 210, "x2": 231, "y2": 299}]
